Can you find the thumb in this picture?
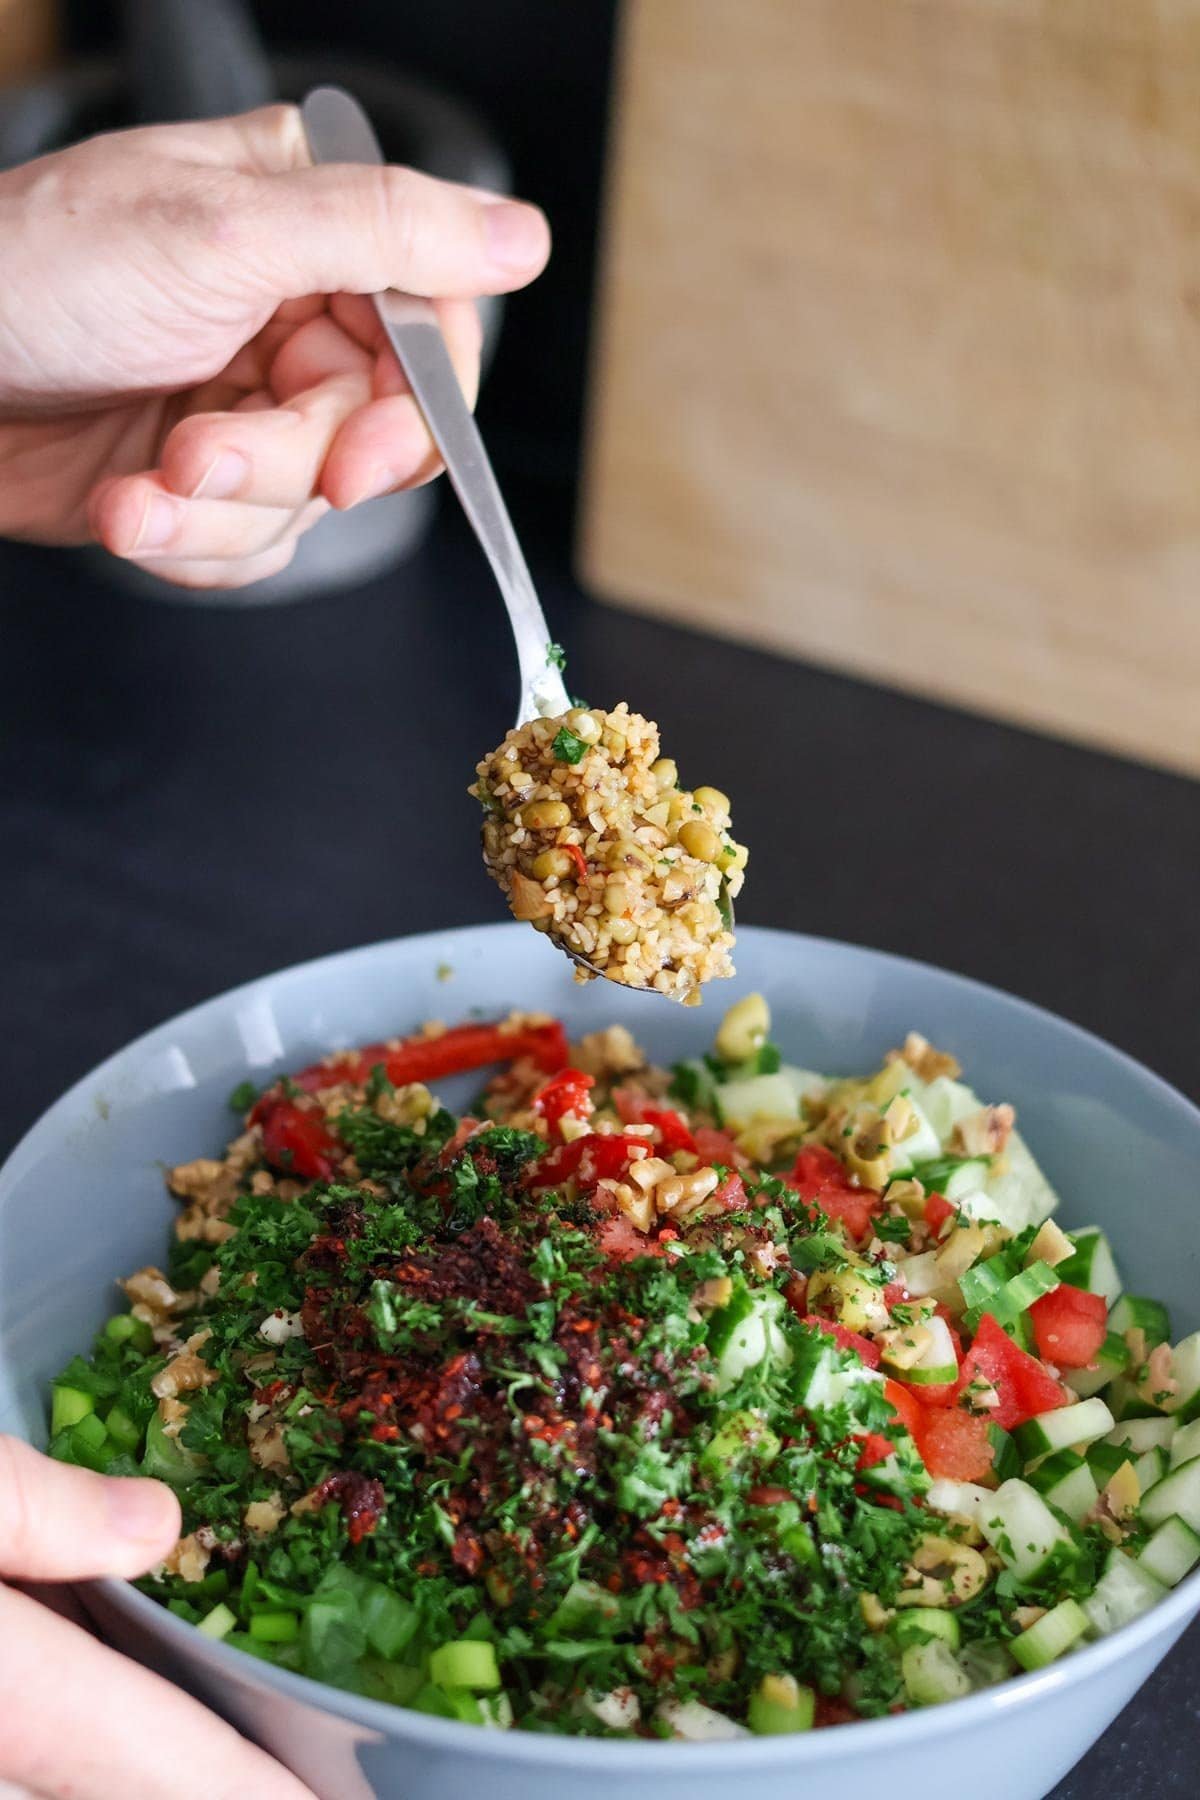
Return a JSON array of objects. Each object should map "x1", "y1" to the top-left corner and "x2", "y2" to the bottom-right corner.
[
  {"x1": 0, "y1": 1435, "x2": 181, "y2": 1582},
  {"x1": 246, "y1": 161, "x2": 551, "y2": 302}
]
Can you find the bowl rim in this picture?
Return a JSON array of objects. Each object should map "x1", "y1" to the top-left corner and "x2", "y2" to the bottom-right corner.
[{"x1": 5, "y1": 921, "x2": 1199, "y2": 1766}]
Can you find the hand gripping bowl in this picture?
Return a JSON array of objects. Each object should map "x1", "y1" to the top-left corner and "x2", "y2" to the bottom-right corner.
[{"x1": 2, "y1": 924, "x2": 1198, "y2": 1800}]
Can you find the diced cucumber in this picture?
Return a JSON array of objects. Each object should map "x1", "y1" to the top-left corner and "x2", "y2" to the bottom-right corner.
[
  {"x1": 988, "y1": 1424, "x2": 1021, "y2": 1484},
  {"x1": 711, "y1": 1287, "x2": 792, "y2": 1393},
  {"x1": 1027, "y1": 1450, "x2": 1099, "y2": 1524},
  {"x1": 1055, "y1": 1229, "x2": 1122, "y2": 1308},
  {"x1": 1133, "y1": 1446, "x2": 1169, "y2": 1492},
  {"x1": 958, "y1": 1640, "x2": 1016, "y2": 1690},
  {"x1": 248, "y1": 1611, "x2": 301, "y2": 1644},
  {"x1": 780, "y1": 1066, "x2": 830, "y2": 1109},
  {"x1": 142, "y1": 1412, "x2": 204, "y2": 1485},
  {"x1": 977, "y1": 1479, "x2": 1074, "y2": 1582},
  {"x1": 1138, "y1": 1516, "x2": 1200, "y2": 1588},
  {"x1": 701, "y1": 1409, "x2": 781, "y2": 1473},
  {"x1": 801, "y1": 1346, "x2": 884, "y2": 1414},
  {"x1": 428, "y1": 1640, "x2": 501, "y2": 1692},
  {"x1": 900, "y1": 1640, "x2": 971, "y2": 1705},
  {"x1": 746, "y1": 1675, "x2": 816, "y2": 1735},
  {"x1": 1013, "y1": 1397, "x2": 1115, "y2": 1464},
  {"x1": 1087, "y1": 1441, "x2": 1129, "y2": 1487},
  {"x1": 1106, "y1": 1376, "x2": 1163, "y2": 1422},
  {"x1": 1065, "y1": 1332, "x2": 1131, "y2": 1400},
  {"x1": 905, "y1": 1074, "x2": 978, "y2": 1141},
  {"x1": 942, "y1": 1159, "x2": 990, "y2": 1202},
  {"x1": 69, "y1": 1411, "x2": 117, "y2": 1472},
  {"x1": 887, "y1": 1314, "x2": 958, "y2": 1387},
  {"x1": 1140, "y1": 1456, "x2": 1200, "y2": 1533},
  {"x1": 1169, "y1": 1418, "x2": 1200, "y2": 1470},
  {"x1": 965, "y1": 1132, "x2": 1061, "y2": 1237},
  {"x1": 1109, "y1": 1295, "x2": 1171, "y2": 1348},
  {"x1": 197, "y1": 1602, "x2": 237, "y2": 1641},
  {"x1": 103, "y1": 1403, "x2": 142, "y2": 1454},
  {"x1": 1106, "y1": 1416, "x2": 1177, "y2": 1454},
  {"x1": 103, "y1": 1312, "x2": 154, "y2": 1354},
  {"x1": 891, "y1": 1608, "x2": 960, "y2": 1652},
  {"x1": 925, "y1": 1478, "x2": 992, "y2": 1523},
  {"x1": 1165, "y1": 1332, "x2": 1200, "y2": 1422},
  {"x1": 1010, "y1": 1598, "x2": 1090, "y2": 1670},
  {"x1": 713, "y1": 1073, "x2": 799, "y2": 1129},
  {"x1": 1083, "y1": 1552, "x2": 1167, "y2": 1637},
  {"x1": 50, "y1": 1384, "x2": 95, "y2": 1436},
  {"x1": 888, "y1": 1097, "x2": 942, "y2": 1173}
]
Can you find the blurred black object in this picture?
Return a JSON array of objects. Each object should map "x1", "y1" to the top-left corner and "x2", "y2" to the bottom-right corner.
[{"x1": 121, "y1": 0, "x2": 274, "y2": 119}]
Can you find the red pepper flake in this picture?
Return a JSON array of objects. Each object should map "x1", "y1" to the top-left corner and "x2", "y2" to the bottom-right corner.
[
  {"x1": 310, "y1": 1470, "x2": 386, "y2": 1544},
  {"x1": 564, "y1": 844, "x2": 590, "y2": 884}
]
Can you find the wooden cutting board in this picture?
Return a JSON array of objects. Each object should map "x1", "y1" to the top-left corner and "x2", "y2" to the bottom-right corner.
[{"x1": 580, "y1": 0, "x2": 1200, "y2": 777}]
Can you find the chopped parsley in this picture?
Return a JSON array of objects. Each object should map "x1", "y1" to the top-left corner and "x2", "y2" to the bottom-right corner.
[{"x1": 551, "y1": 726, "x2": 588, "y2": 765}]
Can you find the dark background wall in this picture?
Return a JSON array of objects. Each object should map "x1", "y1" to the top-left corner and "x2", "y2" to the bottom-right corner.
[{"x1": 65, "y1": 0, "x2": 619, "y2": 505}]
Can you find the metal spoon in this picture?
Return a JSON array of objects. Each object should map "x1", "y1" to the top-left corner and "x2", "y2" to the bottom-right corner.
[
  {"x1": 299, "y1": 86, "x2": 731, "y2": 985},
  {"x1": 300, "y1": 85, "x2": 569, "y2": 728}
]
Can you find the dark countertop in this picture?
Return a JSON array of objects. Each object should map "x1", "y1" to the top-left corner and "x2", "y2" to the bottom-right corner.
[{"x1": 1, "y1": 496, "x2": 1197, "y2": 1792}]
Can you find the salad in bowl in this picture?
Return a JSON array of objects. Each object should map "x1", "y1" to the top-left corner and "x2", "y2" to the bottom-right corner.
[{"x1": 44, "y1": 994, "x2": 1200, "y2": 1740}]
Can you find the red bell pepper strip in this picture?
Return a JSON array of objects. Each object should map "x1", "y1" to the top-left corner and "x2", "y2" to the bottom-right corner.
[
  {"x1": 954, "y1": 1312, "x2": 1069, "y2": 1430},
  {"x1": 564, "y1": 844, "x2": 590, "y2": 885},
  {"x1": 1028, "y1": 1283, "x2": 1108, "y2": 1369},
  {"x1": 260, "y1": 1101, "x2": 343, "y2": 1181},
  {"x1": 253, "y1": 1018, "x2": 569, "y2": 1120},
  {"x1": 533, "y1": 1068, "x2": 595, "y2": 1138},
  {"x1": 612, "y1": 1089, "x2": 698, "y2": 1156},
  {"x1": 527, "y1": 1132, "x2": 643, "y2": 1192}
]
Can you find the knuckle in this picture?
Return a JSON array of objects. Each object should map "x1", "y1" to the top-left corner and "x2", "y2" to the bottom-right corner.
[{"x1": 374, "y1": 166, "x2": 426, "y2": 276}]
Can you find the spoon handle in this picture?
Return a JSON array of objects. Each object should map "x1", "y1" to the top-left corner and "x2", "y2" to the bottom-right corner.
[{"x1": 300, "y1": 86, "x2": 570, "y2": 723}]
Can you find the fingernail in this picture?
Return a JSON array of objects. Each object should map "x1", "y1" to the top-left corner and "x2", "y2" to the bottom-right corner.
[
  {"x1": 484, "y1": 200, "x2": 549, "y2": 270},
  {"x1": 191, "y1": 448, "x2": 249, "y2": 500},
  {"x1": 131, "y1": 491, "x2": 177, "y2": 553},
  {"x1": 347, "y1": 466, "x2": 399, "y2": 507},
  {"x1": 106, "y1": 1476, "x2": 177, "y2": 1542}
]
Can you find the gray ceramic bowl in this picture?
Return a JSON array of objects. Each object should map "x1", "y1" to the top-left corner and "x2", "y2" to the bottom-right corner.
[{"x1": 2, "y1": 924, "x2": 1198, "y2": 1800}]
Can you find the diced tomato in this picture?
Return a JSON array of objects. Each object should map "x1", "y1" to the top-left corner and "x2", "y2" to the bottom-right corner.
[
  {"x1": 259, "y1": 1101, "x2": 343, "y2": 1181},
  {"x1": 783, "y1": 1274, "x2": 809, "y2": 1317},
  {"x1": 802, "y1": 1315, "x2": 882, "y2": 1369},
  {"x1": 883, "y1": 1280, "x2": 908, "y2": 1307},
  {"x1": 814, "y1": 1697, "x2": 858, "y2": 1728},
  {"x1": 711, "y1": 1170, "x2": 748, "y2": 1211},
  {"x1": 612, "y1": 1089, "x2": 697, "y2": 1156},
  {"x1": 913, "y1": 1408, "x2": 994, "y2": 1482},
  {"x1": 693, "y1": 1126, "x2": 749, "y2": 1170},
  {"x1": 596, "y1": 1214, "x2": 665, "y2": 1262},
  {"x1": 882, "y1": 1378, "x2": 924, "y2": 1438},
  {"x1": 533, "y1": 1068, "x2": 595, "y2": 1138},
  {"x1": 254, "y1": 1019, "x2": 570, "y2": 1117},
  {"x1": 527, "y1": 1132, "x2": 642, "y2": 1192},
  {"x1": 924, "y1": 1193, "x2": 956, "y2": 1236},
  {"x1": 954, "y1": 1313, "x2": 1070, "y2": 1429},
  {"x1": 856, "y1": 1432, "x2": 894, "y2": 1471},
  {"x1": 790, "y1": 1146, "x2": 881, "y2": 1243},
  {"x1": 1028, "y1": 1284, "x2": 1108, "y2": 1369}
]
